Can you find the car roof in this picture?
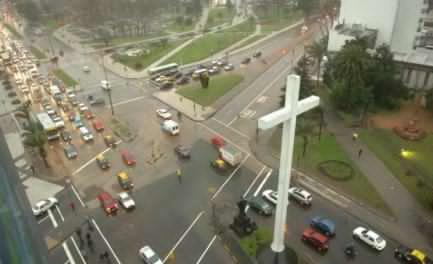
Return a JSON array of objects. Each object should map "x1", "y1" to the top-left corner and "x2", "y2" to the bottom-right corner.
[
  {"x1": 312, "y1": 216, "x2": 335, "y2": 229},
  {"x1": 118, "y1": 171, "x2": 128, "y2": 179},
  {"x1": 365, "y1": 230, "x2": 380, "y2": 239},
  {"x1": 303, "y1": 227, "x2": 328, "y2": 243},
  {"x1": 98, "y1": 191, "x2": 113, "y2": 200},
  {"x1": 118, "y1": 192, "x2": 129, "y2": 199}
]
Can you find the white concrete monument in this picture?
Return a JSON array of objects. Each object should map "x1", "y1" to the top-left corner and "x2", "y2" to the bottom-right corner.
[{"x1": 258, "y1": 74, "x2": 320, "y2": 253}]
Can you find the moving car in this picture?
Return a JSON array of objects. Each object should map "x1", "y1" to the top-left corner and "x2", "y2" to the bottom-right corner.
[
  {"x1": 117, "y1": 171, "x2": 134, "y2": 190},
  {"x1": 79, "y1": 127, "x2": 94, "y2": 142},
  {"x1": 262, "y1": 189, "x2": 278, "y2": 205},
  {"x1": 241, "y1": 57, "x2": 251, "y2": 64},
  {"x1": 82, "y1": 66, "x2": 90, "y2": 72},
  {"x1": 394, "y1": 246, "x2": 433, "y2": 264},
  {"x1": 174, "y1": 144, "x2": 191, "y2": 159},
  {"x1": 98, "y1": 191, "x2": 118, "y2": 215},
  {"x1": 245, "y1": 196, "x2": 273, "y2": 216},
  {"x1": 138, "y1": 246, "x2": 163, "y2": 264},
  {"x1": 64, "y1": 144, "x2": 78, "y2": 159},
  {"x1": 156, "y1": 108, "x2": 172, "y2": 119},
  {"x1": 208, "y1": 66, "x2": 220, "y2": 75},
  {"x1": 223, "y1": 63, "x2": 234, "y2": 71},
  {"x1": 121, "y1": 149, "x2": 136, "y2": 166},
  {"x1": 96, "y1": 154, "x2": 110, "y2": 170},
  {"x1": 353, "y1": 226, "x2": 387, "y2": 251},
  {"x1": 310, "y1": 216, "x2": 336, "y2": 237},
  {"x1": 92, "y1": 119, "x2": 105, "y2": 132},
  {"x1": 32, "y1": 197, "x2": 58, "y2": 216},
  {"x1": 104, "y1": 134, "x2": 117, "y2": 147},
  {"x1": 301, "y1": 227, "x2": 329, "y2": 254},
  {"x1": 60, "y1": 131, "x2": 72, "y2": 142},
  {"x1": 83, "y1": 110, "x2": 94, "y2": 120},
  {"x1": 253, "y1": 51, "x2": 262, "y2": 58},
  {"x1": 288, "y1": 187, "x2": 312, "y2": 206},
  {"x1": 118, "y1": 192, "x2": 135, "y2": 210},
  {"x1": 101, "y1": 80, "x2": 111, "y2": 91},
  {"x1": 88, "y1": 95, "x2": 105, "y2": 106},
  {"x1": 161, "y1": 120, "x2": 179, "y2": 135}
]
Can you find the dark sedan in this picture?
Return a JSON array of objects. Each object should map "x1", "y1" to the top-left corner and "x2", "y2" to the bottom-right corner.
[{"x1": 174, "y1": 144, "x2": 191, "y2": 159}]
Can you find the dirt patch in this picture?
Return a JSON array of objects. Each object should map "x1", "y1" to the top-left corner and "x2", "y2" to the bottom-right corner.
[{"x1": 369, "y1": 101, "x2": 433, "y2": 133}]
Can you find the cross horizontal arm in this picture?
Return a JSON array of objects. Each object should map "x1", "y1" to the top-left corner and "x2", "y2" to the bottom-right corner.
[{"x1": 258, "y1": 95, "x2": 320, "y2": 130}]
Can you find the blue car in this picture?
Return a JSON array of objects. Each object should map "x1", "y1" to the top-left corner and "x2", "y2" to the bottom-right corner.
[{"x1": 310, "y1": 216, "x2": 336, "y2": 237}]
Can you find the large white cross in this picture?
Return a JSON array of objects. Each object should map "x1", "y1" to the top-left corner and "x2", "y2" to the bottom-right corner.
[{"x1": 258, "y1": 74, "x2": 320, "y2": 252}]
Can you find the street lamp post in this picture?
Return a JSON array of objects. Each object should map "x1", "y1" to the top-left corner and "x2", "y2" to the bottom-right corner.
[{"x1": 100, "y1": 53, "x2": 115, "y2": 116}]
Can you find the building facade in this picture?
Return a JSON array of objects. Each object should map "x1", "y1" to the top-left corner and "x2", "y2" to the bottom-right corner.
[
  {"x1": 328, "y1": 0, "x2": 433, "y2": 91},
  {"x1": 0, "y1": 128, "x2": 48, "y2": 264}
]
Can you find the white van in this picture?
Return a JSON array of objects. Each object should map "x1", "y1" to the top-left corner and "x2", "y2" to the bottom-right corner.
[
  {"x1": 79, "y1": 127, "x2": 94, "y2": 142},
  {"x1": 101, "y1": 80, "x2": 111, "y2": 91},
  {"x1": 161, "y1": 120, "x2": 179, "y2": 136}
]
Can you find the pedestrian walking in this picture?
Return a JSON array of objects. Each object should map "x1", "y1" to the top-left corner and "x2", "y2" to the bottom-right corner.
[
  {"x1": 69, "y1": 202, "x2": 76, "y2": 212},
  {"x1": 358, "y1": 148, "x2": 363, "y2": 158},
  {"x1": 100, "y1": 253, "x2": 105, "y2": 261},
  {"x1": 103, "y1": 251, "x2": 109, "y2": 259},
  {"x1": 176, "y1": 169, "x2": 182, "y2": 184},
  {"x1": 86, "y1": 232, "x2": 91, "y2": 242}
]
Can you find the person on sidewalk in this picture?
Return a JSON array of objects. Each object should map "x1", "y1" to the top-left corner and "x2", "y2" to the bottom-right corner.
[
  {"x1": 176, "y1": 169, "x2": 182, "y2": 184},
  {"x1": 358, "y1": 148, "x2": 363, "y2": 158}
]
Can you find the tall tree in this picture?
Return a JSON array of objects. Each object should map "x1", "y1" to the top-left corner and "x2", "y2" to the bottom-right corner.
[
  {"x1": 22, "y1": 120, "x2": 49, "y2": 168},
  {"x1": 308, "y1": 37, "x2": 328, "y2": 89},
  {"x1": 280, "y1": 55, "x2": 313, "y2": 107},
  {"x1": 297, "y1": 0, "x2": 316, "y2": 18},
  {"x1": 15, "y1": 0, "x2": 41, "y2": 22}
]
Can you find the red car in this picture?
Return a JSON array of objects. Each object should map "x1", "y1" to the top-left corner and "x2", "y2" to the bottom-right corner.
[
  {"x1": 301, "y1": 227, "x2": 329, "y2": 254},
  {"x1": 68, "y1": 112, "x2": 76, "y2": 122},
  {"x1": 92, "y1": 119, "x2": 104, "y2": 132},
  {"x1": 84, "y1": 110, "x2": 94, "y2": 120},
  {"x1": 97, "y1": 191, "x2": 118, "y2": 215},
  {"x1": 121, "y1": 149, "x2": 136, "y2": 166}
]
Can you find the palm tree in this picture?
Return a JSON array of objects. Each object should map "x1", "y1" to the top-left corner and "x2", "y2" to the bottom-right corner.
[
  {"x1": 308, "y1": 37, "x2": 327, "y2": 89},
  {"x1": 22, "y1": 120, "x2": 49, "y2": 168}
]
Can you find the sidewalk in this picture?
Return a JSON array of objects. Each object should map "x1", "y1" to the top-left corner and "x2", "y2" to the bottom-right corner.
[{"x1": 153, "y1": 90, "x2": 215, "y2": 121}]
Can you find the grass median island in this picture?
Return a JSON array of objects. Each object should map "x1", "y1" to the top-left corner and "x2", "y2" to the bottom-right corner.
[
  {"x1": 30, "y1": 46, "x2": 46, "y2": 59},
  {"x1": 164, "y1": 18, "x2": 255, "y2": 65},
  {"x1": 177, "y1": 73, "x2": 244, "y2": 106},
  {"x1": 53, "y1": 69, "x2": 78, "y2": 87},
  {"x1": 112, "y1": 40, "x2": 184, "y2": 71},
  {"x1": 271, "y1": 130, "x2": 392, "y2": 215},
  {"x1": 360, "y1": 129, "x2": 433, "y2": 211},
  {"x1": 207, "y1": 7, "x2": 236, "y2": 28}
]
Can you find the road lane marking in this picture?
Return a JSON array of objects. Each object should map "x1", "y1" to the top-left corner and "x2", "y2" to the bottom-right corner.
[
  {"x1": 110, "y1": 96, "x2": 146, "y2": 107},
  {"x1": 72, "y1": 141, "x2": 121, "y2": 175},
  {"x1": 48, "y1": 209, "x2": 76, "y2": 264},
  {"x1": 195, "y1": 235, "x2": 217, "y2": 264},
  {"x1": 211, "y1": 117, "x2": 250, "y2": 139},
  {"x1": 55, "y1": 206, "x2": 87, "y2": 264},
  {"x1": 243, "y1": 166, "x2": 266, "y2": 198},
  {"x1": 92, "y1": 219, "x2": 122, "y2": 264},
  {"x1": 70, "y1": 183, "x2": 86, "y2": 208},
  {"x1": 227, "y1": 54, "x2": 304, "y2": 126},
  {"x1": 211, "y1": 154, "x2": 250, "y2": 201},
  {"x1": 163, "y1": 211, "x2": 205, "y2": 263},
  {"x1": 253, "y1": 169, "x2": 273, "y2": 197}
]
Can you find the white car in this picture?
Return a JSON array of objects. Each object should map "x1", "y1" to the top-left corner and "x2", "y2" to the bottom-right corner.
[
  {"x1": 118, "y1": 192, "x2": 135, "y2": 210},
  {"x1": 32, "y1": 197, "x2": 58, "y2": 216},
  {"x1": 223, "y1": 63, "x2": 234, "y2": 71},
  {"x1": 79, "y1": 127, "x2": 94, "y2": 142},
  {"x1": 288, "y1": 187, "x2": 312, "y2": 206},
  {"x1": 138, "y1": 246, "x2": 163, "y2": 264},
  {"x1": 45, "y1": 107, "x2": 56, "y2": 116},
  {"x1": 83, "y1": 66, "x2": 90, "y2": 72},
  {"x1": 156, "y1": 109, "x2": 172, "y2": 119},
  {"x1": 52, "y1": 116, "x2": 65, "y2": 129},
  {"x1": 353, "y1": 227, "x2": 387, "y2": 251},
  {"x1": 101, "y1": 80, "x2": 111, "y2": 91},
  {"x1": 262, "y1": 189, "x2": 278, "y2": 205},
  {"x1": 78, "y1": 103, "x2": 89, "y2": 113}
]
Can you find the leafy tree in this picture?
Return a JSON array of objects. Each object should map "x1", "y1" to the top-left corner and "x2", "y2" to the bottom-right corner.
[
  {"x1": 280, "y1": 56, "x2": 313, "y2": 107},
  {"x1": 426, "y1": 90, "x2": 433, "y2": 112},
  {"x1": 308, "y1": 37, "x2": 328, "y2": 89},
  {"x1": 296, "y1": 117, "x2": 315, "y2": 158},
  {"x1": 22, "y1": 120, "x2": 49, "y2": 168},
  {"x1": 15, "y1": 0, "x2": 41, "y2": 22},
  {"x1": 226, "y1": 0, "x2": 234, "y2": 10}
]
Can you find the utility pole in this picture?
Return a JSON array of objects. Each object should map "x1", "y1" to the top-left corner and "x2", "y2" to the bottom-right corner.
[{"x1": 101, "y1": 52, "x2": 114, "y2": 116}]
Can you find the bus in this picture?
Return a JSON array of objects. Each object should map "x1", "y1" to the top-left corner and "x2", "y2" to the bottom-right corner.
[
  {"x1": 36, "y1": 112, "x2": 59, "y2": 140},
  {"x1": 148, "y1": 63, "x2": 178, "y2": 76}
]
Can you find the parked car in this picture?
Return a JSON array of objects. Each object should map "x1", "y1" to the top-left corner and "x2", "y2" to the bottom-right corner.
[
  {"x1": 310, "y1": 216, "x2": 336, "y2": 237},
  {"x1": 79, "y1": 126, "x2": 94, "y2": 142},
  {"x1": 121, "y1": 149, "x2": 136, "y2": 166},
  {"x1": 96, "y1": 154, "x2": 110, "y2": 170},
  {"x1": 353, "y1": 226, "x2": 386, "y2": 251},
  {"x1": 87, "y1": 95, "x2": 105, "y2": 106},
  {"x1": 208, "y1": 66, "x2": 220, "y2": 75},
  {"x1": 241, "y1": 57, "x2": 251, "y2": 64},
  {"x1": 156, "y1": 108, "x2": 172, "y2": 119},
  {"x1": 301, "y1": 227, "x2": 329, "y2": 254},
  {"x1": 262, "y1": 189, "x2": 278, "y2": 205},
  {"x1": 98, "y1": 191, "x2": 118, "y2": 215},
  {"x1": 32, "y1": 197, "x2": 58, "y2": 216},
  {"x1": 288, "y1": 187, "x2": 312, "y2": 206},
  {"x1": 394, "y1": 246, "x2": 432, "y2": 264},
  {"x1": 52, "y1": 116, "x2": 65, "y2": 129},
  {"x1": 138, "y1": 246, "x2": 163, "y2": 264},
  {"x1": 118, "y1": 192, "x2": 135, "y2": 210},
  {"x1": 174, "y1": 144, "x2": 191, "y2": 159},
  {"x1": 63, "y1": 144, "x2": 78, "y2": 159},
  {"x1": 60, "y1": 131, "x2": 72, "y2": 142},
  {"x1": 83, "y1": 110, "x2": 94, "y2": 120},
  {"x1": 245, "y1": 196, "x2": 273, "y2": 216}
]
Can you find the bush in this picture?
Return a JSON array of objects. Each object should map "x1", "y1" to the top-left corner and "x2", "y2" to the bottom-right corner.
[
  {"x1": 240, "y1": 228, "x2": 273, "y2": 257},
  {"x1": 134, "y1": 62, "x2": 143, "y2": 70},
  {"x1": 7, "y1": 91, "x2": 17, "y2": 97}
]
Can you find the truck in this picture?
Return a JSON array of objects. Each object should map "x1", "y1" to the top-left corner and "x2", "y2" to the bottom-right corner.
[
  {"x1": 219, "y1": 145, "x2": 242, "y2": 167},
  {"x1": 161, "y1": 120, "x2": 179, "y2": 135}
]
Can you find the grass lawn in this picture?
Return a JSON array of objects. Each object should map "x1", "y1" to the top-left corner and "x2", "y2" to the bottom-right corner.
[
  {"x1": 207, "y1": 7, "x2": 236, "y2": 28},
  {"x1": 271, "y1": 129, "x2": 392, "y2": 215},
  {"x1": 82, "y1": 32, "x2": 168, "y2": 47},
  {"x1": 29, "y1": 46, "x2": 46, "y2": 59},
  {"x1": 360, "y1": 128, "x2": 433, "y2": 211},
  {"x1": 112, "y1": 41, "x2": 184, "y2": 71},
  {"x1": 255, "y1": 8, "x2": 303, "y2": 33},
  {"x1": 177, "y1": 73, "x2": 244, "y2": 106},
  {"x1": 166, "y1": 21, "x2": 195, "y2": 33},
  {"x1": 163, "y1": 19, "x2": 255, "y2": 65},
  {"x1": 53, "y1": 69, "x2": 78, "y2": 87},
  {"x1": 4, "y1": 24, "x2": 22, "y2": 39},
  {"x1": 229, "y1": 34, "x2": 266, "y2": 52}
]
